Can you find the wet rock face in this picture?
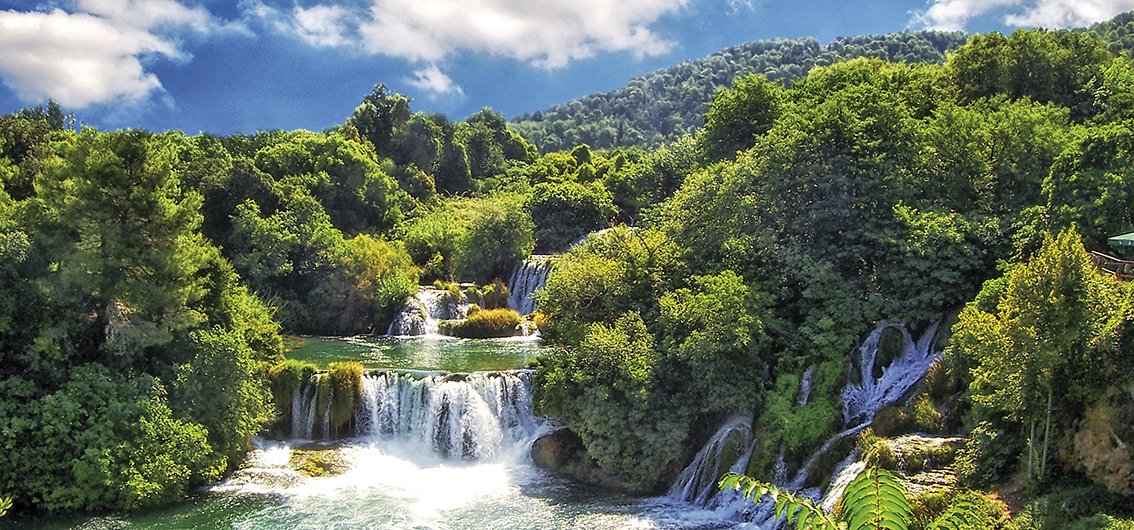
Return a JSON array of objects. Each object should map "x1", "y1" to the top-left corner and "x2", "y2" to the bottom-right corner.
[{"x1": 1073, "y1": 387, "x2": 1134, "y2": 495}]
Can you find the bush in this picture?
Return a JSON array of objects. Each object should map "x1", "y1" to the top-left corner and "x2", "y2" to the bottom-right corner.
[
  {"x1": 326, "y1": 361, "x2": 364, "y2": 433},
  {"x1": 527, "y1": 180, "x2": 616, "y2": 252},
  {"x1": 268, "y1": 359, "x2": 318, "y2": 425},
  {"x1": 955, "y1": 421, "x2": 1022, "y2": 488},
  {"x1": 439, "y1": 308, "x2": 521, "y2": 338}
]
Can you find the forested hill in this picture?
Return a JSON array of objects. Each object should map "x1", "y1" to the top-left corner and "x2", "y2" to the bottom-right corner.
[{"x1": 510, "y1": 31, "x2": 967, "y2": 151}]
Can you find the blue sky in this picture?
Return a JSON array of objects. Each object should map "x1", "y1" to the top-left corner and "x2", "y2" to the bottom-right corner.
[{"x1": 0, "y1": 0, "x2": 1130, "y2": 134}]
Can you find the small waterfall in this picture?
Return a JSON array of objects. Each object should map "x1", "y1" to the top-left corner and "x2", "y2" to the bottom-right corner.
[
  {"x1": 287, "y1": 369, "x2": 543, "y2": 461},
  {"x1": 677, "y1": 320, "x2": 944, "y2": 526},
  {"x1": 386, "y1": 287, "x2": 472, "y2": 336},
  {"x1": 842, "y1": 320, "x2": 941, "y2": 426},
  {"x1": 506, "y1": 256, "x2": 553, "y2": 315},
  {"x1": 668, "y1": 416, "x2": 755, "y2": 512},
  {"x1": 819, "y1": 453, "x2": 866, "y2": 512}
]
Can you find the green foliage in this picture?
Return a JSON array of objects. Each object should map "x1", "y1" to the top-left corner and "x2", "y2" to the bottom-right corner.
[
  {"x1": 349, "y1": 83, "x2": 411, "y2": 155},
  {"x1": 401, "y1": 202, "x2": 470, "y2": 282},
  {"x1": 173, "y1": 329, "x2": 273, "y2": 470},
  {"x1": 0, "y1": 496, "x2": 10, "y2": 517},
  {"x1": 1010, "y1": 484, "x2": 1134, "y2": 530},
  {"x1": 701, "y1": 74, "x2": 786, "y2": 161},
  {"x1": 951, "y1": 229, "x2": 1121, "y2": 481},
  {"x1": 455, "y1": 194, "x2": 535, "y2": 282},
  {"x1": 723, "y1": 467, "x2": 991, "y2": 530},
  {"x1": 917, "y1": 490, "x2": 1010, "y2": 530},
  {"x1": 0, "y1": 365, "x2": 213, "y2": 512},
  {"x1": 534, "y1": 312, "x2": 691, "y2": 492},
  {"x1": 721, "y1": 472, "x2": 841, "y2": 529},
  {"x1": 327, "y1": 361, "x2": 364, "y2": 432},
  {"x1": 953, "y1": 421, "x2": 1022, "y2": 489},
  {"x1": 527, "y1": 180, "x2": 616, "y2": 252},
  {"x1": 439, "y1": 308, "x2": 521, "y2": 338},
  {"x1": 946, "y1": 30, "x2": 1110, "y2": 120},
  {"x1": 537, "y1": 226, "x2": 680, "y2": 343},
  {"x1": 513, "y1": 31, "x2": 966, "y2": 151}
]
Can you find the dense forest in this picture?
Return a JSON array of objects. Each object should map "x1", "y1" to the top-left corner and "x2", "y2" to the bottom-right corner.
[
  {"x1": 2, "y1": 14, "x2": 1134, "y2": 530},
  {"x1": 511, "y1": 30, "x2": 969, "y2": 151},
  {"x1": 511, "y1": 13, "x2": 1134, "y2": 153}
]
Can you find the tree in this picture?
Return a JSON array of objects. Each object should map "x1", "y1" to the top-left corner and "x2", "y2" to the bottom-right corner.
[
  {"x1": 951, "y1": 229, "x2": 1116, "y2": 481},
  {"x1": 455, "y1": 194, "x2": 534, "y2": 282},
  {"x1": 527, "y1": 180, "x2": 616, "y2": 252},
  {"x1": 349, "y1": 84, "x2": 411, "y2": 155},
  {"x1": 701, "y1": 74, "x2": 786, "y2": 161}
]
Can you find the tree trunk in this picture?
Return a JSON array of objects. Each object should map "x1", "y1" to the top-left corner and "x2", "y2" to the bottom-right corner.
[
  {"x1": 1040, "y1": 385, "x2": 1053, "y2": 480},
  {"x1": 1028, "y1": 420, "x2": 1036, "y2": 480}
]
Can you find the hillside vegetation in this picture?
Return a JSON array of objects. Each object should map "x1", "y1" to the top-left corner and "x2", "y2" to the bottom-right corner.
[{"x1": 1, "y1": 13, "x2": 1133, "y2": 529}]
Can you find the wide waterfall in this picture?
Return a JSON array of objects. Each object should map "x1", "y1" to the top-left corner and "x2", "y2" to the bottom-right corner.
[
  {"x1": 288, "y1": 370, "x2": 543, "y2": 461},
  {"x1": 386, "y1": 287, "x2": 473, "y2": 336},
  {"x1": 507, "y1": 256, "x2": 553, "y2": 315},
  {"x1": 669, "y1": 320, "x2": 944, "y2": 526}
]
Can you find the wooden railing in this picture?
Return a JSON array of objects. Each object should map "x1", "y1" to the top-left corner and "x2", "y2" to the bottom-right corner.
[{"x1": 1090, "y1": 251, "x2": 1134, "y2": 281}]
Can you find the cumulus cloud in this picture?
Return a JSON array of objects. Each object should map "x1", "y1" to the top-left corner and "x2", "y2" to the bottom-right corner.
[
  {"x1": 355, "y1": 0, "x2": 688, "y2": 68},
  {"x1": 912, "y1": 0, "x2": 1134, "y2": 31},
  {"x1": 405, "y1": 63, "x2": 464, "y2": 98},
  {"x1": 0, "y1": 1, "x2": 235, "y2": 109},
  {"x1": 245, "y1": 0, "x2": 690, "y2": 96}
]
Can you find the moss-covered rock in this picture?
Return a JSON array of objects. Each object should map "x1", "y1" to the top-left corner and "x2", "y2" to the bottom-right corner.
[
  {"x1": 530, "y1": 429, "x2": 640, "y2": 491},
  {"x1": 289, "y1": 448, "x2": 349, "y2": 478},
  {"x1": 327, "y1": 362, "x2": 364, "y2": 435}
]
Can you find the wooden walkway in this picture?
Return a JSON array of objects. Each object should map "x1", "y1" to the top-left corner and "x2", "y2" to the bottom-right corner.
[{"x1": 1090, "y1": 251, "x2": 1134, "y2": 281}]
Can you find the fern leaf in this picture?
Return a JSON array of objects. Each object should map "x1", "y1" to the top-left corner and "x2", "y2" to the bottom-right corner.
[
  {"x1": 719, "y1": 473, "x2": 840, "y2": 530},
  {"x1": 837, "y1": 468, "x2": 912, "y2": 530}
]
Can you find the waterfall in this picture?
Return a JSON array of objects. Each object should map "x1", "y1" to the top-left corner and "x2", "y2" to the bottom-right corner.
[
  {"x1": 667, "y1": 416, "x2": 755, "y2": 510},
  {"x1": 841, "y1": 320, "x2": 941, "y2": 426},
  {"x1": 819, "y1": 453, "x2": 866, "y2": 512},
  {"x1": 386, "y1": 287, "x2": 472, "y2": 336},
  {"x1": 287, "y1": 370, "x2": 543, "y2": 461},
  {"x1": 672, "y1": 320, "x2": 944, "y2": 526},
  {"x1": 506, "y1": 256, "x2": 553, "y2": 315}
]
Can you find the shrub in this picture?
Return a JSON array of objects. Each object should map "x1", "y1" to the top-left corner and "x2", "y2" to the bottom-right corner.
[
  {"x1": 955, "y1": 421, "x2": 1022, "y2": 488},
  {"x1": 326, "y1": 361, "x2": 364, "y2": 433},
  {"x1": 439, "y1": 308, "x2": 520, "y2": 338},
  {"x1": 268, "y1": 359, "x2": 318, "y2": 423}
]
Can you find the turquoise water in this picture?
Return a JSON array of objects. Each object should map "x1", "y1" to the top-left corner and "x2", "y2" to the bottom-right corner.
[
  {"x1": 13, "y1": 442, "x2": 736, "y2": 530},
  {"x1": 6, "y1": 337, "x2": 740, "y2": 530},
  {"x1": 284, "y1": 335, "x2": 547, "y2": 373}
]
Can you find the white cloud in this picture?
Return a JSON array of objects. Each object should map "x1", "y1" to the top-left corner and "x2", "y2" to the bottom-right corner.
[
  {"x1": 405, "y1": 63, "x2": 464, "y2": 98},
  {"x1": 245, "y1": 0, "x2": 690, "y2": 98},
  {"x1": 912, "y1": 0, "x2": 1134, "y2": 31},
  {"x1": 1003, "y1": 0, "x2": 1134, "y2": 28},
  {"x1": 356, "y1": 0, "x2": 688, "y2": 68},
  {"x1": 0, "y1": 2, "x2": 234, "y2": 109},
  {"x1": 293, "y1": 5, "x2": 356, "y2": 47}
]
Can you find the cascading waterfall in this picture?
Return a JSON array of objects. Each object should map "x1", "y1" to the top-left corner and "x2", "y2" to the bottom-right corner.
[
  {"x1": 842, "y1": 320, "x2": 941, "y2": 426},
  {"x1": 670, "y1": 320, "x2": 944, "y2": 526},
  {"x1": 819, "y1": 453, "x2": 866, "y2": 512},
  {"x1": 506, "y1": 256, "x2": 553, "y2": 315},
  {"x1": 667, "y1": 415, "x2": 755, "y2": 512},
  {"x1": 287, "y1": 369, "x2": 543, "y2": 461},
  {"x1": 386, "y1": 287, "x2": 472, "y2": 336}
]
